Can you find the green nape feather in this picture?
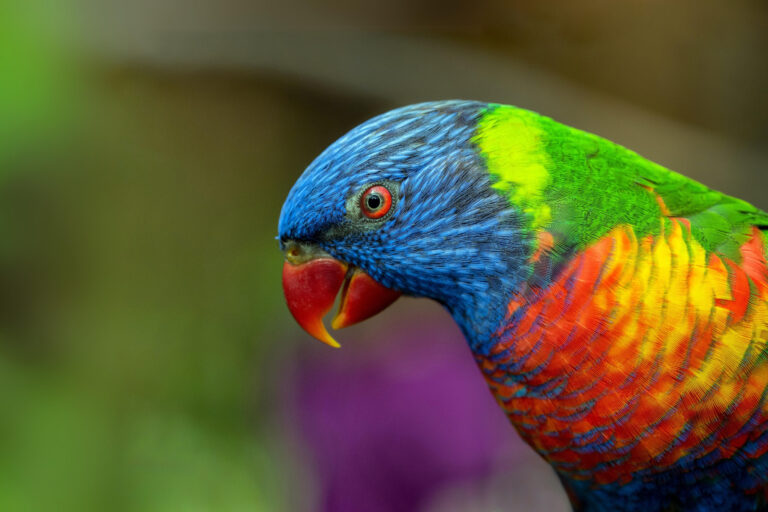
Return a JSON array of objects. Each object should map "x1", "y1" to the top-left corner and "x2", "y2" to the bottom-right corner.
[{"x1": 473, "y1": 104, "x2": 768, "y2": 263}]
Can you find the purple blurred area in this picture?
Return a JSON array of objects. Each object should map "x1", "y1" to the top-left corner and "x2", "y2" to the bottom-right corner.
[{"x1": 289, "y1": 301, "x2": 566, "y2": 511}]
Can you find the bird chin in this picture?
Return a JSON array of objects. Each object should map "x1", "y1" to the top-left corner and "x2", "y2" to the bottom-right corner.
[{"x1": 282, "y1": 258, "x2": 401, "y2": 347}]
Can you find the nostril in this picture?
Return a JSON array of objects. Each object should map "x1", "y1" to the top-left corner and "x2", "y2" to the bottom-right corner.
[
  {"x1": 284, "y1": 242, "x2": 303, "y2": 264},
  {"x1": 282, "y1": 240, "x2": 332, "y2": 265}
]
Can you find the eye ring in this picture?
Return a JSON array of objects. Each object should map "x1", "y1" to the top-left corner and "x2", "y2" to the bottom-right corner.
[{"x1": 360, "y1": 185, "x2": 392, "y2": 219}]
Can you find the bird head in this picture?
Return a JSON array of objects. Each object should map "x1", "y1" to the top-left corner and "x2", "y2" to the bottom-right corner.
[{"x1": 278, "y1": 101, "x2": 534, "y2": 348}]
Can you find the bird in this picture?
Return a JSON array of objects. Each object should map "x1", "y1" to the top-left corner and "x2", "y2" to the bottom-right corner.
[{"x1": 277, "y1": 101, "x2": 768, "y2": 512}]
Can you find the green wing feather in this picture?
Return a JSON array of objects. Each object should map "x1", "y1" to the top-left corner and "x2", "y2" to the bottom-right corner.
[{"x1": 475, "y1": 104, "x2": 768, "y2": 262}]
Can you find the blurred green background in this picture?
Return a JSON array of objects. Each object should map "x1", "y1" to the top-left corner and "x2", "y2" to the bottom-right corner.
[{"x1": 1, "y1": 1, "x2": 767, "y2": 510}]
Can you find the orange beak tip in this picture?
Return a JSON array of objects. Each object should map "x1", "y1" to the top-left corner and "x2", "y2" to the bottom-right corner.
[
  {"x1": 318, "y1": 331, "x2": 342, "y2": 349},
  {"x1": 330, "y1": 312, "x2": 348, "y2": 331}
]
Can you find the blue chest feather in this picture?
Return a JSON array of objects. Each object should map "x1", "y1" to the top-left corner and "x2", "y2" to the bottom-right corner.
[{"x1": 562, "y1": 447, "x2": 768, "y2": 511}]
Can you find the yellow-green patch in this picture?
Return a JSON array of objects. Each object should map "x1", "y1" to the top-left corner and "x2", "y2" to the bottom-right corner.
[{"x1": 473, "y1": 105, "x2": 552, "y2": 230}]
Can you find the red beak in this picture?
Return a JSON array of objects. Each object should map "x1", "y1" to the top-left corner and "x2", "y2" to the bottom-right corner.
[{"x1": 282, "y1": 258, "x2": 401, "y2": 347}]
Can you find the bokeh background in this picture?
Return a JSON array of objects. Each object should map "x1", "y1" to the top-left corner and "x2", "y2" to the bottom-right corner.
[{"x1": 2, "y1": 1, "x2": 767, "y2": 510}]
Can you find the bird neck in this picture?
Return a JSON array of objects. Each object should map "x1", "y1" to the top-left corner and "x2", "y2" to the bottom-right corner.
[{"x1": 451, "y1": 229, "x2": 565, "y2": 355}]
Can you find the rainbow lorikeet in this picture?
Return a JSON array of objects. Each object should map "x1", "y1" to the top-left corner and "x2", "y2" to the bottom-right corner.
[{"x1": 278, "y1": 101, "x2": 768, "y2": 511}]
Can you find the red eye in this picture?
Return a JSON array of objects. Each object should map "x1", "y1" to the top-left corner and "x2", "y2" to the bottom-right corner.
[{"x1": 360, "y1": 185, "x2": 392, "y2": 219}]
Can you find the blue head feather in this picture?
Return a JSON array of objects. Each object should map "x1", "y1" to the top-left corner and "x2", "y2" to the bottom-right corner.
[{"x1": 279, "y1": 101, "x2": 534, "y2": 350}]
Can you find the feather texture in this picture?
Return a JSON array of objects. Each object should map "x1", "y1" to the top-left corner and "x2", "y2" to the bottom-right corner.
[{"x1": 478, "y1": 221, "x2": 768, "y2": 510}]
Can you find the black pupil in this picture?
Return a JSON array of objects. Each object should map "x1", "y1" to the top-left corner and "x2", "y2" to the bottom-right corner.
[{"x1": 366, "y1": 193, "x2": 382, "y2": 210}]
